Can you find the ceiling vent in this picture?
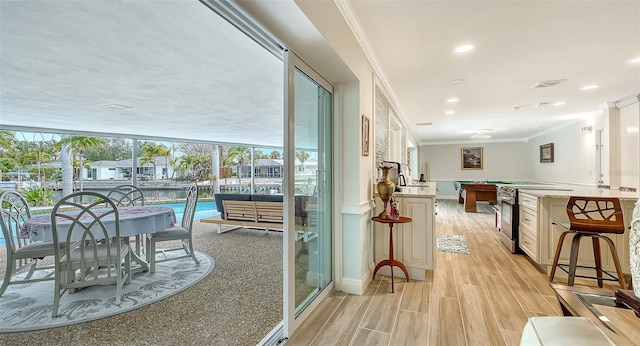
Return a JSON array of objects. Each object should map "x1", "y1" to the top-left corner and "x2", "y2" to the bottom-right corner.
[
  {"x1": 416, "y1": 122, "x2": 433, "y2": 126},
  {"x1": 513, "y1": 102, "x2": 555, "y2": 110},
  {"x1": 105, "y1": 103, "x2": 133, "y2": 111},
  {"x1": 531, "y1": 79, "x2": 566, "y2": 88}
]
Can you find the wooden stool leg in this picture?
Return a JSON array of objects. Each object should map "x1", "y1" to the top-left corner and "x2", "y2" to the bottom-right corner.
[
  {"x1": 567, "y1": 234, "x2": 583, "y2": 286},
  {"x1": 592, "y1": 236, "x2": 604, "y2": 288},
  {"x1": 549, "y1": 231, "x2": 571, "y2": 282},
  {"x1": 600, "y1": 235, "x2": 626, "y2": 289}
]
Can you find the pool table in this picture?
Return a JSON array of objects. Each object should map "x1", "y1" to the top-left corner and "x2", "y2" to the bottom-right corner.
[{"x1": 453, "y1": 181, "x2": 511, "y2": 212}]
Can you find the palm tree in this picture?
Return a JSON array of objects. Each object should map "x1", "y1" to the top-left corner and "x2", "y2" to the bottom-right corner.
[
  {"x1": 0, "y1": 131, "x2": 17, "y2": 177},
  {"x1": 22, "y1": 145, "x2": 51, "y2": 185},
  {"x1": 295, "y1": 151, "x2": 311, "y2": 171},
  {"x1": 178, "y1": 155, "x2": 196, "y2": 182},
  {"x1": 139, "y1": 155, "x2": 155, "y2": 179},
  {"x1": 269, "y1": 150, "x2": 281, "y2": 159},
  {"x1": 0, "y1": 130, "x2": 15, "y2": 150},
  {"x1": 57, "y1": 136, "x2": 106, "y2": 198},
  {"x1": 157, "y1": 145, "x2": 171, "y2": 179},
  {"x1": 226, "y1": 146, "x2": 251, "y2": 186},
  {"x1": 169, "y1": 157, "x2": 180, "y2": 179},
  {"x1": 140, "y1": 143, "x2": 170, "y2": 179}
]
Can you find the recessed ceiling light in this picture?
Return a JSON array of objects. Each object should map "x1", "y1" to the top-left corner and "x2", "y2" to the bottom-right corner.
[
  {"x1": 454, "y1": 44, "x2": 474, "y2": 54},
  {"x1": 579, "y1": 84, "x2": 600, "y2": 91},
  {"x1": 449, "y1": 79, "x2": 465, "y2": 85},
  {"x1": 446, "y1": 98, "x2": 459, "y2": 104},
  {"x1": 626, "y1": 57, "x2": 640, "y2": 65},
  {"x1": 445, "y1": 111, "x2": 455, "y2": 115}
]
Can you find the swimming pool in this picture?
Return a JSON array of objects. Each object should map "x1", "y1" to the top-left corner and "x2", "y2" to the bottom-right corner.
[
  {"x1": 149, "y1": 200, "x2": 220, "y2": 222},
  {"x1": 0, "y1": 200, "x2": 220, "y2": 246}
]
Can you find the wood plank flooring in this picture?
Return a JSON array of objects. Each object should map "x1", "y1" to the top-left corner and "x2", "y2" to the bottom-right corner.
[{"x1": 288, "y1": 199, "x2": 616, "y2": 345}]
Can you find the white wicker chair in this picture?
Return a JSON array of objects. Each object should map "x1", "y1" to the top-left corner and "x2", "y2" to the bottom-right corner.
[
  {"x1": 107, "y1": 184, "x2": 145, "y2": 254},
  {"x1": 51, "y1": 191, "x2": 131, "y2": 317},
  {"x1": 107, "y1": 184, "x2": 145, "y2": 207},
  {"x1": 145, "y1": 185, "x2": 199, "y2": 273},
  {"x1": 0, "y1": 191, "x2": 56, "y2": 297}
]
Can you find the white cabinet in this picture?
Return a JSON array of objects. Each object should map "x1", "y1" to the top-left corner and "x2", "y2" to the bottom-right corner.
[
  {"x1": 373, "y1": 196, "x2": 435, "y2": 281},
  {"x1": 518, "y1": 192, "x2": 539, "y2": 262},
  {"x1": 520, "y1": 196, "x2": 634, "y2": 276}
]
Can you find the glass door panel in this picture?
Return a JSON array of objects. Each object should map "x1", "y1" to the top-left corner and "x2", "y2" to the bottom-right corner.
[
  {"x1": 284, "y1": 51, "x2": 333, "y2": 336},
  {"x1": 293, "y1": 68, "x2": 332, "y2": 314}
]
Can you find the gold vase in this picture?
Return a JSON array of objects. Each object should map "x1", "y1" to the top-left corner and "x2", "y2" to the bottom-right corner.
[{"x1": 377, "y1": 166, "x2": 396, "y2": 218}]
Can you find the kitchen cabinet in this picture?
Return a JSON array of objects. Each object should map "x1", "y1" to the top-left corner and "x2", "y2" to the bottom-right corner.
[
  {"x1": 518, "y1": 192, "x2": 539, "y2": 262},
  {"x1": 518, "y1": 187, "x2": 637, "y2": 278},
  {"x1": 373, "y1": 186, "x2": 436, "y2": 281}
]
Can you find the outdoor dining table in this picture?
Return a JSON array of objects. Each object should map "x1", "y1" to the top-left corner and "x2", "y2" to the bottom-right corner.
[{"x1": 19, "y1": 205, "x2": 177, "y2": 272}]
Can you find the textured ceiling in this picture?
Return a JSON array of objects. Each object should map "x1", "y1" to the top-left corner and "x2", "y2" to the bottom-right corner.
[{"x1": 0, "y1": 1, "x2": 284, "y2": 147}]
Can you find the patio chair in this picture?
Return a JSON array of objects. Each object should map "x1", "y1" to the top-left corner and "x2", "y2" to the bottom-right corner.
[
  {"x1": 0, "y1": 191, "x2": 57, "y2": 297},
  {"x1": 107, "y1": 184, "x2": 145, "y2": 207},
  {"x1": 108, "y1": 184, "x2": 145, "y2": 253},
  {"x1": 51, "y1": 191, "x2": 131, "y2": 317},
  {"x1": 146, "y1": 185, "x2": 199, "y2": 273}
]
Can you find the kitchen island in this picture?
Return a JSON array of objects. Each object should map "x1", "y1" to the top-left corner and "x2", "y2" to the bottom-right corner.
[
  {"x1": 373, "y1": 184, "x2": 437, "y2": 281},
  {"x1": 515, "y1": 186, "x2": 639, "y2": 280}
]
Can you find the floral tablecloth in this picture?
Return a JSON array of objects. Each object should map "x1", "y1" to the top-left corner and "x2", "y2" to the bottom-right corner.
[{"x1": 20, "y1": 206, "x2": 177, "y2": 242}]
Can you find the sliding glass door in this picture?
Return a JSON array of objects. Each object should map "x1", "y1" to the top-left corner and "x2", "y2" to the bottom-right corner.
[{"x1": 284, "y1": 51, "x2": 333, "y2": 336}]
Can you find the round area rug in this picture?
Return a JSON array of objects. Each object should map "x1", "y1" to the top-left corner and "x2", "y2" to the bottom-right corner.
[{"x1": 0, "y1": 251, "x2": 213, "y2": 332}]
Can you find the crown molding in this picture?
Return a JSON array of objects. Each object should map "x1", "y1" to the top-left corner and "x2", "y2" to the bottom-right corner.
[
  {"x1": 616, "y1": 93, "x2": 640, "y2": 108},
  {"x1": 333, "y1": 1, "x2": 417, "y2": 140}
]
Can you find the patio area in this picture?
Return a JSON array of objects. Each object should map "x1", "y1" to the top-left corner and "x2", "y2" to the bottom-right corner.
[{"x1": 0, "y1": 222, "x2": 284, "y2": 345}]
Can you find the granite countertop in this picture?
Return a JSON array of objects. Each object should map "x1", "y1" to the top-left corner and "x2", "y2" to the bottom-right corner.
[
  {"x1": 374, "y1": 184, "x2": 437, "y2": 198},
  {"x1": 519, "y1": 185, "x2": 639, "y2": 201}
]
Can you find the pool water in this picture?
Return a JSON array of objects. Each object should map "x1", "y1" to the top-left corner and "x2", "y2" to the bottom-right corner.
[
  {"x1": 0, "y1": 200, "x2": 220, "y2": 246},
  {"x1": 150, "y1": 200, "x2": 220, "y2": 222}
]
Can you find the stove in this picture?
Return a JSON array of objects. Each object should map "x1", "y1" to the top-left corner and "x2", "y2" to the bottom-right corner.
[
  {"x1": 497, "y1": 186, "x2": 518, "y2": 253},
  {"x1": 497, "y1": 184, "x2": 573, "y2": 252}
]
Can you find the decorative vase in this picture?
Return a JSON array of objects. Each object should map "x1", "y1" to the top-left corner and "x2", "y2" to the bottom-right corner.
[
  {"x1": 377, "y1": 165, "x2": 396, "y2": 218},
  {"x1": 630, "y1": 198, "x2": 640, "y2": 297}
]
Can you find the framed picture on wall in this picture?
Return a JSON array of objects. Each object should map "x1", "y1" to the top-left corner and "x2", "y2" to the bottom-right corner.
[
  {"x1": 540, "y1": 143, "x2": 554, "y2": 163},
  {"x1": 461, "y1": 147, "x2": 483, "y2": 170},
  {"x1": 362, "y1": 114, "x2": 370, "y2": 156}
]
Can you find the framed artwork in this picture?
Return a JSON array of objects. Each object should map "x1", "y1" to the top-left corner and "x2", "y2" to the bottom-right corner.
[
  {"x1": 361, "y1": 114, "x2": 370, "y2": 156},
  {"x1": 540, "y1": 143, "x2": 554, "y2": 163},
  {"x1": 461, "y1": 147, "x2": 483, "y2": 170}
]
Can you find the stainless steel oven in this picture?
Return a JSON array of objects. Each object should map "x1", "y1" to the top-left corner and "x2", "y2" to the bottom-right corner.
[{"x1": 497, "y1": 186, "x2": 518, "y2": 253}]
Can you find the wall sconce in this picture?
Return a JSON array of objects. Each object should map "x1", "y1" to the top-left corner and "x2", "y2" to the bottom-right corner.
[{"x1": 580, "y1": 125, "x2": 593, "y2": 133}]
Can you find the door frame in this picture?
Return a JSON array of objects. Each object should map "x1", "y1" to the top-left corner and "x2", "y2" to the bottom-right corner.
[{"x1": 283, "y1": 50, "x2": 335, "y2": 337}]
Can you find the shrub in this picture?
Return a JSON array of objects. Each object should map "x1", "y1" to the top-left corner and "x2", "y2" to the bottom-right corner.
[{"x1": 21, "y1": 187, "x2": 56, "y2": 206}]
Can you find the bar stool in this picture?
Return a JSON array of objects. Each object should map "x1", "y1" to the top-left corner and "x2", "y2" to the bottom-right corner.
[{"x1": 549, "y1": 196, "x2": 626, "y2": 288}]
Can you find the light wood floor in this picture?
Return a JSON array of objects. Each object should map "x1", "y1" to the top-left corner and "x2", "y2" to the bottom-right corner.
[{"x1": 287, "y1": 199, "x2": 620, "y2": 345}]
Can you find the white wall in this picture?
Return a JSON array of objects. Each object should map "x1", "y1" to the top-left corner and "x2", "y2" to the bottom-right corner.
[
  {"x1": 420, "y1": 142, "x2": 530, "y2": 181},
  {"x1": 527, "y1": 117, "x2": 600, "y2": 185},
  {"x1": 619, "y1": 101, "x2": 639, "y2": 188}
]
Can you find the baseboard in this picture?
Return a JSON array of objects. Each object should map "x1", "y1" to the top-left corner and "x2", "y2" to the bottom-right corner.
[{"x1": 340, "y1": 276, "x2": 367, "y2": 295}]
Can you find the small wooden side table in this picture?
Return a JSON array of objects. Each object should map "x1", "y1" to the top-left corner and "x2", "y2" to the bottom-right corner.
[{"x1": 372, "y1": 216, "x2": 412, "y2": 293}]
